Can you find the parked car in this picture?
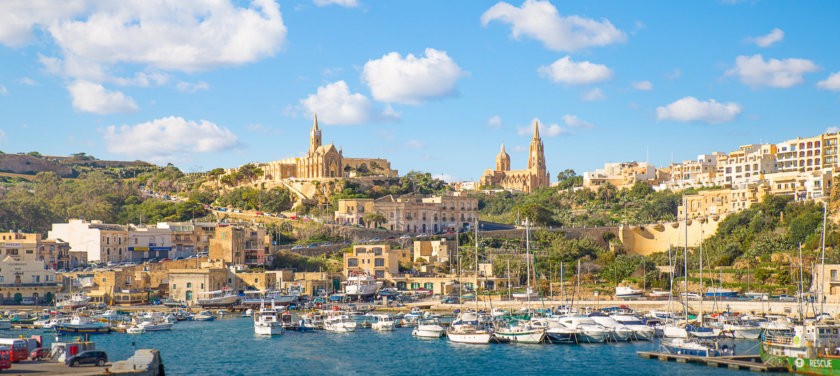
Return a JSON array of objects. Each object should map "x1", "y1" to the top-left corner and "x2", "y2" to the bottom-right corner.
[
  {"x1": 65, "y1": 350, "x2": 108, "y2": 367},
  {"x1": 320, "y1": 243, "x2": 332, "y2": 247},
  {"x1": 20, "y1": 298, "x2": 35, "y2": 305},
  {"x1": 307, "y1": 244, "x2": 318, "y2": 248},
  {"x1": 30, "y1": 347, "x2": 50, "y2": 360},
  {"x1": 158, "y1": 258, "x2": 170, "y2": 263},
  {"x1": 291, "y1": 245, "x2": 304, "y2": 250},
  {"x1": 415, "y1": 233, "x2": 427, "y2": 238},
  {"x1": 399, "y1": 234, "x2": 412, "y2": 239}
]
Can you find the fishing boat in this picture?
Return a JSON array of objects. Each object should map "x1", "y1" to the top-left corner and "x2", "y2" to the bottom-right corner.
[
  {"x1": 56, "y1": 293, "x2": 90, "y2": 310},
  {"x1": 705, "y1": 288, "x2": 738, "y2": 298},
  {"x1": 662, "y1": 337, "x2": 735, "y2": 357},
  {"x1": 55, "y1": 315, "x2": 111, "y2": 334},
  {"x1": 324, "y1": 314, "x2": 357, "y2": 332},
  {"x1": 196, "y1": 288, "x2": 239, "y2": 307},
  {"x1": 446, "y1": 311, "x2": 492, "y2": 344},
  {"x1": 412, "y1": 319, "x2": 445, "y2": 338},
  {"x1": 193, "y1": 311, "x2": 215, "y2": 321},
  {"x1": 253, "y1": 301, "x2": 284, "y2": 336},
  {"x1": 494, "y1": 320, "x2": 546, "y2": 344},
  {"x1": 345, "y1": 271, "x2": 381, "y2": 299},
  {"x1": 371, "y1": 314, "x2": 396, "y2": 331},
  {"x1": 615, "y1": 286, "x2": 644, "y2": 300}
]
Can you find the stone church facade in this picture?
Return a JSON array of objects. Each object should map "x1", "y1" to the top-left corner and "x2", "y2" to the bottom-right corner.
[{"x1": 480, "y1": 120, "x2": 550, "y2": 193}]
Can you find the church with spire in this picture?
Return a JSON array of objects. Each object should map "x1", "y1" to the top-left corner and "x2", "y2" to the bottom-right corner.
[
  {"x1": 257, "y1": 115, "x2": 397, "y2": 181},
  {"x1": 479, "y1": 119, "x2": 550, "y2": 193}
]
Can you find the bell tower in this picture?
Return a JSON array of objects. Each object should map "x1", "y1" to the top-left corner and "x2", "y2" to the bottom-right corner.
[
  {"x1": 310, "y1": 114, "x2": 322, "y2": 153},
  {"x1": 527, "y1": 119, "x2": 546, "y2": 173}
]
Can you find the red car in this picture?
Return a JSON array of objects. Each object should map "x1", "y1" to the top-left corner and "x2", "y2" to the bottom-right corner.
[
  {"x1": 30, "y1": 347, "x2": 50, "y2": 360},
  {"x1": 0, "y1": 346, "x2": 11, "y2": 371}
]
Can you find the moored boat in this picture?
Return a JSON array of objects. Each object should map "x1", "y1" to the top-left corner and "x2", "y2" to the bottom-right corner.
[
  {"x1": 412, "y1": 319, "x2": 445, "y2": 338},
  {"x1": 55, "y1": 315, "x2": 111, "y2": 335}
]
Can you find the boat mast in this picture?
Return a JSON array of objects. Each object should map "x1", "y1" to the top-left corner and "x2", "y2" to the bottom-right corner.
[
  {"x1": 683, "y1": 198, "x2": 688, "y2": 322},
  {"x1": 507, "y1": 259, "x2": 511, "y2": 302},
  {"x1": 820, "y1": 203, "x2": 827, "y2": 316},
  {"x1": 667, "y1": 241, "x2": 673, "y2": 317},
  {"x1": 699, "y1": 223, "x2": 703, "y2": 325},
  {"x1": 526, "y1": 217, "x2": 531, "y2": 311},
  {"x1": 798, "y1": 243, "x2": 804, "y2": 323},
  {"x1": 474, "y1": 218, "x2": 479, "y2": 312},
  {"x1": 561, "y1": 261, "x2": 566, "y2": 308}
]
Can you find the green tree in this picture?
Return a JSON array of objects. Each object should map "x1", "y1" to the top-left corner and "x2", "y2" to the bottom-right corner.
[{"x1": 363, "y1": 212, "x2": 387, "y2": 228}]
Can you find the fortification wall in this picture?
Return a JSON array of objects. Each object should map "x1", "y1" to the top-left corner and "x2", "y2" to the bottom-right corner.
[{"x1": 618, "y1": 214, "x2": 727, "y2": 256}]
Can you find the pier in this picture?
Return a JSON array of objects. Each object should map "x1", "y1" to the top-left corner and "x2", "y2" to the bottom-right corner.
[{"x1": 637, "y1": 351, "x2": 788, "y2": 372}]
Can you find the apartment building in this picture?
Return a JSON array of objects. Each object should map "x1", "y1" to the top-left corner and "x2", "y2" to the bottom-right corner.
[
  {"x1": 335, "y1": 194, "x2": 479, "y2": 234},
  {"x1": 0, "y1": 255, "x2": 59, "y2": 304},
  {"x1": 208, "y1": 224, "x2": 267, "y2": 267},
  {"x1": 776, "y1": 133, "x2": 840, "y2": 173},
  {"x1": 413, "y1": 239, "x2": 456, "y2": 264},
  {"x1": 583, "y1": 161, "x2": 656, "y2": 190},
  {"x1": 156, "y1": 221, "x2": 218, "y2": 258},
  {"x1": 343, "y1": 244, "x2": 410, "y2": 279},
  {"x1": 715, "y1": 144, "x2": 778, "y2": 188}
]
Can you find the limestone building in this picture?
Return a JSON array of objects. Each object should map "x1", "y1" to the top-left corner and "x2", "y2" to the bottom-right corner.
[
  {"x1": 335, "y1": 194, "x2": 478, "y2": 233},
  {"x1": 480, "y1": 120, "x2": 550, "y2": 193},
  {"x1": 254, "y1": 115, "x2": 397, "y2": 181}
]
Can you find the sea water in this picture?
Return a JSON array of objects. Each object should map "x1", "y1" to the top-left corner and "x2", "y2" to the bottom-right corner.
[{"x1": 12, "y1": 318, "x2": 785, "y2": 376}]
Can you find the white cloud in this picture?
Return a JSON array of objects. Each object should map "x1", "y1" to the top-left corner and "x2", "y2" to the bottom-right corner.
[
  {"x1": 300, "y1": 80, "x2": 399, "y2": 125},
  {"x1": 656, "y1": 97, "x2": 742, "y2": 124},
  {"x1": 726, "y1": 54, "x2": 820, "y2": 88},
  {"x1": 313, "y1": 0, "x2": 359, "y2": 7},
  {"x1": 748, "y1": 28, "x2": 784, "y2": 47},
  {"x1": 0, "y1": 85, "x2": 7, "y2": 95},
  {"x1": 67, "y1": 80, "x2": 139, "y2": 114},
  {"x1": 516, "y1": 118, "x2": 569, "y2": 138},
  {"x1": 19, "y1": 77, "x2": 37, "y2": 86},
  {"x1": 538, "y1": 56, "x2": 612, "y2": 85},
  {"x1": 0, "y1": 0, "x2": 88, "y2": 47},
  {"x1": 581, "y1": 88, "x2": 606, "y2": 101},
  {"x1": 631, "y1": 80, "x2": 653, "y2": 90},
  {"x1": 176, "y1": 81, "x2": 210, "y2": 93},
  {"x1": 481, "y1": 0, "x2": 626, "y2": 52},
  {"x1": 405, "y1": 139, "x2": 425, "y2": 149},
  {"x1": 665, "y1": 68, "x2": 681, "y2": 80},
  {"x1": 362, "y1": 48, "x2": 466, "y2": 104},
  {"x1": 46, "y1": 0, "x2": 286, "y2": 73},
  {"x1": 103, "y1": 116, "x2": 239, "y2": 162},
  {"x1": 817, "y1": 71, "x2": 840, "y2": 91},
  {"x1": 562, "y1": 115, "x2": 593, "y2": 129},
  {"x1": 487, "y1": 115, "x2": 503, "y2": 129}
]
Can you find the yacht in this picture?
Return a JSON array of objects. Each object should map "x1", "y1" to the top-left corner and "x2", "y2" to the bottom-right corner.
[
  {"x1": 556, "y1": 316, "x2": 609, "y2": 343},
  {"x1": 663, "y1": 337, "x2": 735, "y2": 357},
  {"x1": 615, "y1": 286, "x2": 643, "y2": 300},
  {"x1": 446, "y1": 311, "x2": 492, "y2": 344},
  {"x1": 611, "y1": 314, "x2": 655, "y2": 340},
  {"x1": 345, "y1": 271, "x2": 381, "y2": 298},
  {"x1": 253, "y1": 301, "x2": 284, "y2": 336},
  {"x1": 193, "y1": 311, "x2": 215, "y2": 321},
  {"x1": 56, "y1": 293, "x2": 90, "y2": 310},
  {"x1": 371, "y1": 314, "x2": 396, "y2": 331},
  {"x1": 325, "y1": 314, "x2": 357, "y2": 332},
  {"x1": 197, "y1": 289, "x2": 239, "y2": 307},
  {"x1": 126, "y1": 326, "x2": 146, "y2": 334},
  {"x1": 588, "y1": 313, "x2": 634, "y2": 341},
  {"x1": 494, "y1": 320, "x2": 546, "y2": 344},
  {"x1": 137, "y1": 320, "x2": 173, "y2": 332},
  {"x1": 530, "y1": 317, "x2": 578, "y2": 343},
  {"x1": 412, "y1": 319, "x2": 445, "y2": 338}
]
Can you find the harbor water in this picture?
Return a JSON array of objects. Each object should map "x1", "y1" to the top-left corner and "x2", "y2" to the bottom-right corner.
[{"x1": 10, "y1": 318, "x2": 785, "y2": 376}]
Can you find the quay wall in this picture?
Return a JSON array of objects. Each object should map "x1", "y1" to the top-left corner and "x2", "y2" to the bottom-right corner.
[
  {"x1": 110, "y1": 349, "x2": 164, "y2": 376},
  {"x1": 618, "y1": 214, "x2": 727, "y2": 256}
]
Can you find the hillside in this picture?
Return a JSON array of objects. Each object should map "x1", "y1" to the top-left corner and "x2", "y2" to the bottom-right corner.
[{"x1": 0, "y1": 151, "x2": 157, "y2": 178}]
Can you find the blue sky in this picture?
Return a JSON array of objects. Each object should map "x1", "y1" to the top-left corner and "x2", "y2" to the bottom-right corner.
[{"x1": 0, "y1": 0, "x2": 839, "y2": 181}]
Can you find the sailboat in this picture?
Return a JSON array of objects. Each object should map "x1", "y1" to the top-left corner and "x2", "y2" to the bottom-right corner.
[{"x1": 447, "y1": 219, "x2": 492, "y2": 344}]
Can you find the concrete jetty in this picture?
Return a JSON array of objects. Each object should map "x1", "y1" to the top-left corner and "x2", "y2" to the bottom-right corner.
[{"x1": 1, "y1": 349, "x2": 163, "y2": 375}]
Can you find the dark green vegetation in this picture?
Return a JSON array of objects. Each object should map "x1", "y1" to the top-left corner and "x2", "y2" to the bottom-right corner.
[
  {"x1": 477, "y1": 178, "x2": 681, "y2": 228},
  {"x1": 0, "y1": 170, "x2": 209, "y2": 233}
]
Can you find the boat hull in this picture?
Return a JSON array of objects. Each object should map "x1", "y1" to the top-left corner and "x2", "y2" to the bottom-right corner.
[
  {"x1": 412, "y1": 328, "x2": 445, "y2": 338},
  {"x1": 577, "y1": 331, "x2": 607, "y2": 343},
  {"x1": 447, "y1": 332, "x2": 492, "y2": 344},
  {"x1": 255, "y1": 323, "x2": 284, "y2": 335},
  {"x1": 494, "y1": 330, "x2": 545, "y2": 344},
  {"x1": 761, "y1": 343, "x2": 840, "y2": 375},
  {"x1": 55, "y1": 325, "x2": 111, "y2": 335}
]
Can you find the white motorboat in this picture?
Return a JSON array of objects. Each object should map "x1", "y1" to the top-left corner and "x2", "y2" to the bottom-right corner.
[
  {"x1": 611, "y1": 315, "x2": 655, "y2": 340},
  {"x1": 193, "y1": 311, "x2": 215, "y2": 321},
  {"x1": 446, "y1": 312, "x2": 491, "y2": 344},
  {"x1": 556, "y1": 316, "x2": 608, "y2": 343},
  {"x1": 126, "y1": 326, "x2": 146, "y2": 334},
  {"x1": 615, "y1": 286, "x2": 643, "y2": 300},
  {"x1": 648, "y1": 290, "x2": 672, "y2": 300},
  {"x1": 662, "y1": 337, "x2": 735, "y2": 357},
  {"x1": 664, "y1": 322, "x2": 717, "y2": 338},
  {"x1": 494, "y1": 320, "x2": 545, "y2": 344},
  {"x1": 197, "y1": 288, "x2": 239, "y2": 307},
  {"x1": 325, "y1": 314, "x2": 357, "y2": 332},
  {"x1": 588, "y1": 313, "x2": 634, "y2": 342},
  {"x1": 253, "y1": 301, "x2": 284, "y2": 335},
  {"x1": 721, "y1": 321, "x2": 763, "y2": 339},
  {"x1": 371, "y1": 314, "x2": 396, "y2": 331},
  {"x1": 56, "y1": 293, "x2": 90, "y2": 310},
  {"x1": 242, "y1": 309, "x2": 254, "y2": 317},
  {"x1": 412, "y1": 319, "x2": 445, "y2": 338},
  {"x1": 530, "y1": 317, "x2": 579, "y2": 343},
  {"x1": 345, "y1": 271, "x2": 381, "y2": 298},
  {"x1": 511, "y1": 287, "x2": 540, "y2": 301},
  {"x1": 137, "y1": 320, "x2": 173, "y2": 332}
]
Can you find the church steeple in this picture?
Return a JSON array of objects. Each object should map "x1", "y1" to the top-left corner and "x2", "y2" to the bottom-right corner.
[
  {"x1": 527, "y1": 119, "x2": 545, "y2": 173},
  {"x1": 532, "y1": 119, "x2": 540, "y2": 138},
  {"x1": 496, "y1": 143, "x2": 510, "y2": 171},
  {"x1": 310, "y1": 113, "x2": 322, "y2": 152}
]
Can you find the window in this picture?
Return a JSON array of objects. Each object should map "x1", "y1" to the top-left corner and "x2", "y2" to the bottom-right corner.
[
  {"x1": 375, "y1": 270, "x2": 385, "y2": 278},
  {"x1": 375, "y1": 258, "x2": 384, "y2": 267},
  {"x1": 832, "y1": 270, "x2": 838, "y2": 281},
  {"x1": 348, "y1": 258, "x2": 358, "y2": 267},
  {"x1": 201, "y1": 283, "x2": 204, "y2": 289},
  {"x1": 187, "y1": 282, "x2": 192, "y2": 288}
]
